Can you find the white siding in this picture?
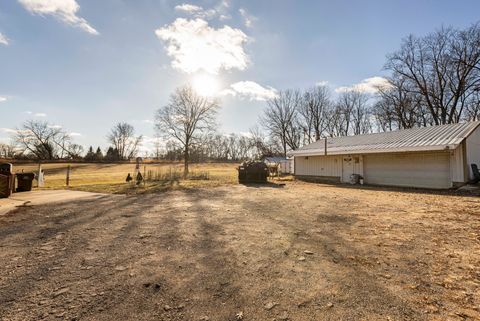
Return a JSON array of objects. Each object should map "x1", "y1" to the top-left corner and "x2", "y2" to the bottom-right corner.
[
  {"x1": 341, "y1": 155, "x2": 363, "y2": 183},
  {"x1": 295, "y1": 155, "x2": 342, "y2": 177},
  {"x1": 354, "y1": 155, "x2": 364, "y2": 177},
  {"x1": 450, "y1": 145, "x2": 465, "y2": 183},
  {"x1": 466, "y1": 125, "x2": 480, "y2": 180},
  {"x1": 364, "y1": 152, "x2": 451, "y2": 189},
  {"x1": 278, "y1": 160, "x2": 292, "y2": 174}
]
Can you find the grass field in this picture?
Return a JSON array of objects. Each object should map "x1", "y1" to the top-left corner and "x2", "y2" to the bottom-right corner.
[{"x1": 12, "y1": 162, "x2": 239, "y2": 194}]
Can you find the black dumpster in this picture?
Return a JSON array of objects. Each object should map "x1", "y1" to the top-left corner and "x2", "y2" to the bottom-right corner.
[
  {"x1": 238, "y1": 161, "x2": 269, "y2": 183},
  {"x1": 0, "y1": 163, "x2": 14, "y2": 198},
  {"x1": 16, "y1": 172, "x2": 36, "y2": 192}
]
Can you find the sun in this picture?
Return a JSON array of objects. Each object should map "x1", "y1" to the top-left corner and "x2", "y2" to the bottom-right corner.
[{"x1": 192, "y1": 74, "x2": 220, "y2": 97}]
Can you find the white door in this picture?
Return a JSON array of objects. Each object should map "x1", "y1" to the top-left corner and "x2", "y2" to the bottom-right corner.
[
  {"x1": 342, "y1": 156, "x2": 354, "y2": 183},
  {"x1": 363, "y1": 152, "x2": 451, "y2": 189}
]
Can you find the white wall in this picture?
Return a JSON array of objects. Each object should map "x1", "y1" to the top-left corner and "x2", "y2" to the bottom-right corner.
[
  {"x1": 340, "y1": 155, "x2": 363, "y2": 183},
  {"x1": 353, "y1": 155, "x2": 364, "y2": 177},
  {"x1": 466, "y1": 125, "x2": 480, "y2": 179},
  {"x1": 278, "y1": 160, "x2": 292, "y2": 174},
  {"x1": 450, "y1": 144, "x2": 465, "y2": 183},
  {"x1": 363, "y1": 152, "x2": 451, "y2": 189},
  {"x1": 295, "y1": 155, "x2": 342, "y2": 177},
  {"x1": 295, "y1": 148, "x2": 464, "y2": 188}
]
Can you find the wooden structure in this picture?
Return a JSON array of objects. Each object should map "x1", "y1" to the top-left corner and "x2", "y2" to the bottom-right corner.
[{"x1": 0, "y1": 163, "x2": 15, "y2": 198}]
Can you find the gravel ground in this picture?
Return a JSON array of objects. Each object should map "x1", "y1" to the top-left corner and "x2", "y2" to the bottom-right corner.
[{"x1": 0, "y1": 182, "x2": 479, "y2": 321}]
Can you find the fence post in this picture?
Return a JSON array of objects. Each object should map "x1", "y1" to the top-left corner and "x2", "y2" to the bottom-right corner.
[
  {"x1": 37, "y1": 163, "x2": 42, "y2": 188},
  {"x1": 66, "y1": 165, "x2": 71, "y2": 187}
]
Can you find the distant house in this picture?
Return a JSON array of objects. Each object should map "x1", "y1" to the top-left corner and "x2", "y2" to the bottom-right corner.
[
  {"x1": 263, "y1": 157, "x2": 293, "y2": 174},
  {"x1": 289, "y1": 121, "x2": 480, "y2": 189}
]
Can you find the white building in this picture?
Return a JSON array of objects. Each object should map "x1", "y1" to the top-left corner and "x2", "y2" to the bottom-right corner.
[
  {"x1": 290, "y1": 121, "x2": 480, "y2": 189},
  {"x1": 263, "y1": 157, "x2": 293, "y2": 174}
]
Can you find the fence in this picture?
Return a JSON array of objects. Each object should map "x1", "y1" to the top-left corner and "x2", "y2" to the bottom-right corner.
[{"x1": 8, "y1": 163, "x2": 213, "y2": 189}]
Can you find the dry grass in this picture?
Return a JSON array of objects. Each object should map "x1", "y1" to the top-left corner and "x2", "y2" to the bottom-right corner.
[{"x1": 12, "y1": 162, "x2": 239, "y2": 194}]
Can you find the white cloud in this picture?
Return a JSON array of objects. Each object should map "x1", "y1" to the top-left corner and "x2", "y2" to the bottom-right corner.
[
  {"x1": 175, "y1": 4, "x2": 215, "y2": 19},
  {"x1": 48, "y1": 124, "x2": 62, "y2": 129},
  {"x1": 24, "y1": 111, "x2": 47, "y2": 117},
  {"x1": 219, "y1": 14, "x2": 231, "y2": 21},
  {"x1": 316, "y1": 80, "x2": 329, "y2": 87},
  {"x1": 18, "y1": 0, "x2": 98, "y2": 35},
  {"x1": 239, "y1": 8, "x2": 257, "y2": 28},
  {"x1": 69, "y1": 132, "x2": 81, "y2": 136},
  {"x1": 219, "y1": 0, "x2": 230, "y2": 9},
  {"x1": 0, "y1": 96, "x2": 7, "y2": 102},
  {"x1": 0, "y1": 33, "x2": 9, "y2": 46},
  {"x1": 155, "y1": 18, "x2": 249, "y2": 74},
  {"x1": 221, "y1": 81, "x2": 278, "y2": 101},
  {"x1": 175, "y1": 4, "x2": 203, "y2": 13},
  {"x1": 0, "y1": 128, "x2": 18, "y2": 134},
  {"x1": 174, "y1": 2, "x2": 230, "y2": 20},
  {"x1": 335, "y1": 76, "x2": 391, "y2": 94}
]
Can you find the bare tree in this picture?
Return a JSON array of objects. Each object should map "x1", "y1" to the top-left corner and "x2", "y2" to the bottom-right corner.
[
  {"x1": 155, "y1": 85, "x2": 219, "y2": 176},
  {"x1": 261, "y1": 89, "x2": 302, "y2": 157},
  {"x1": 248, "y1": 125, "x2": 280, "y2": 159},
  {"x1": 107, "y1": 122, "x2": 143, "y2": 160},
  {"x1": 67, "y1": 144, "x2": 84, "y2": 160},
  {"x1": 204, "y1": 133, "x2": 229, "y2": 160},
  {"x1": 152, "y1": 136, "x2": 162, "y2": 160},
  {"x1": 385, "y1": 23, "x2": 480, "y2": 125},
  {"x1": 299, "y1": 85, "x2": 331, "y2": 143},
  {"x1": 336, "y1": 90, "x2": 371, "y2": 135},
  {"x1": 236, "y1": 135, "x2": 251, "y2": 160},
  {"x1": 0, "y1": 142, "x2": 17, "y2": 159},
  {"x1": 227, "y1": 134, "x2": 239, "y2": 160},
  {"x1": 373, "y1": 77, "x2": 424, "y2": 131},
  {"x1": 13, "y1": 120, "x2": 78, "y2": 160},
  {"x1": 465, "y1": 90, "x2": 480, "y2": 120}
]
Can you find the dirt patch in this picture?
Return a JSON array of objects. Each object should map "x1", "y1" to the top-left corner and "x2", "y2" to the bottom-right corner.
[{"x1": 0, "y1": 182, "x2": 479, "y2": 320}]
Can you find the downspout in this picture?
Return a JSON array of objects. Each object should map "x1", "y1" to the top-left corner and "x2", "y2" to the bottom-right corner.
[{"x1": 325, "y1": 137, "x2": 327, "y2": 156}]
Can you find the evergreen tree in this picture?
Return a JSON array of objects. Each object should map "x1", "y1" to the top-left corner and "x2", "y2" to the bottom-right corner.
[
  {"x1": 84, "y1": 146, "x2": 95, "y2": 161},
  {"x1": 105, "y1": 147, "x2": 120, "y2": 161},
  {"x1": 95, "y1": 147, "x2": 104, "y2": 161}
]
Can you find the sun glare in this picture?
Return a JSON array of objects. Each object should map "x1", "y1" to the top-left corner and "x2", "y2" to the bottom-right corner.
[{"x1": 192, "y1": 74, "x2": 220, "y2": 97}]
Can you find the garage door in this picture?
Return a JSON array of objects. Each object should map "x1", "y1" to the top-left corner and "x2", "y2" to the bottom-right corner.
[{"x1": 363, "y1": 152, "x2": 451, "y2": 189}]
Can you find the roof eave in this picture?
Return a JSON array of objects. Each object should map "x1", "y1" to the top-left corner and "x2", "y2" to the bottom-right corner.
[{"x1": 290, "y1": 144, "x2": 459, "y2": 157}]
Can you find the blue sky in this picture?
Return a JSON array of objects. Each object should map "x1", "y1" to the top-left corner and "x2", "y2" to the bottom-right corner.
[{"x1": 1, "y1": 0, "x2": 480, "y2": 153}]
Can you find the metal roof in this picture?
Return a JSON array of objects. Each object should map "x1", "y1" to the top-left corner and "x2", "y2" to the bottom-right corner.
[
  {"x1": 290, "y1": 121, "x2": 480, "y2": 156},
  {"x1": 263, "y1": 156, "x2": 288, "y2": 163}
]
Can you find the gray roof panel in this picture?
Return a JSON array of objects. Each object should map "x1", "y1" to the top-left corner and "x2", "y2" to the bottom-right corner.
[{"x1": 290, "y1": 121, "x2": 480, "y2": 156}]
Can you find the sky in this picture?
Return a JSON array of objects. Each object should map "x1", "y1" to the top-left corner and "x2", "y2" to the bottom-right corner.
[{"x1": 1, "y1": 0, "x2": 480, "y2": 154}]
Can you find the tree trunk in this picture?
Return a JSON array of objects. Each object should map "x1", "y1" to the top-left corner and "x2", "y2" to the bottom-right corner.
[{"x1": 184, "y1": 145, "x2": 189, "y2": 178}]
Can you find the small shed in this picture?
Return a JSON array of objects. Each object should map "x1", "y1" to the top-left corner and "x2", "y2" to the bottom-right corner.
[
  {"x1": 263, "y1": 157, "x2": 293, "y2": 174},
  {"x1": 290, "y1": 121, "x2": 480, "y2": 189}
]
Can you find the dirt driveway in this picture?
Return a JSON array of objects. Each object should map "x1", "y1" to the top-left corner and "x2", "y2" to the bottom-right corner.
[
  {"x1": 0, "y1": 190, "x2": 107, "y2": 216},
  {"x1": 0, "y1": 182, "x2": 479, "y2": 321}
]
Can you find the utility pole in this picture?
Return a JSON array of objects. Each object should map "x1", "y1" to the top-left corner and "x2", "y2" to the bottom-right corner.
[{"x1": 66, "y1": 165, "x2": 71, "y2": 187}]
